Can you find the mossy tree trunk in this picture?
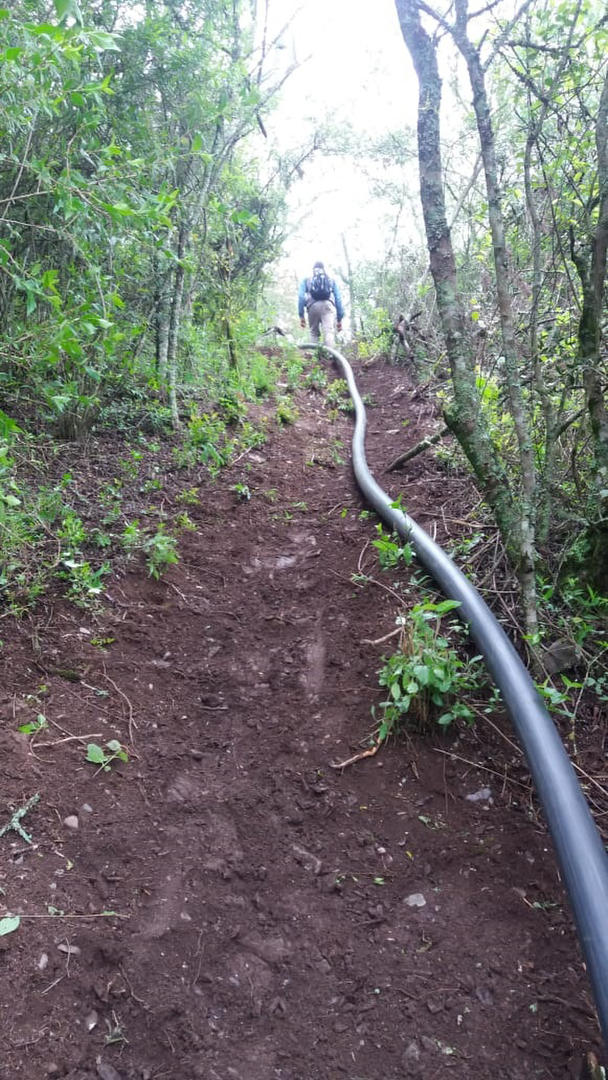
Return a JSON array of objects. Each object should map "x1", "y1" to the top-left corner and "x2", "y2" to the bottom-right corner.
[
  {"x1": 394, "y1": 0, "x2": 529, "y2": 596},
  {"x1": 568, "y1": 70, "x2": 608, "y2": 590}
]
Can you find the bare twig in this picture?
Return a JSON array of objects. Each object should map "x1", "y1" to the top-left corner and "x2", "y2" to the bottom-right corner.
[
  {"x1": 102, "y1": 669, "x2": 136, "y2": 744},
  {"x1": 385, "y1": 427, "x2": 450, "y2": 472}
]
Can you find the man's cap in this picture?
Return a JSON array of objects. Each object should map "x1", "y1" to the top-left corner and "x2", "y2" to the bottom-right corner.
[{"x1": 313, "y1": 261, "x2": 325, "y2": 270}]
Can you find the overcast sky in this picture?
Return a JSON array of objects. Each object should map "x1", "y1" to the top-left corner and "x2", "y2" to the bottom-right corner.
[{"x1": 262, "y1": 0, "x2": 420, "y2": 286}]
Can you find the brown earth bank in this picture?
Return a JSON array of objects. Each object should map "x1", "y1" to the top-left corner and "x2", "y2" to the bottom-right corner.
[{"x1": 0, "y1": 354, "x2": 603, "y2": 1080}]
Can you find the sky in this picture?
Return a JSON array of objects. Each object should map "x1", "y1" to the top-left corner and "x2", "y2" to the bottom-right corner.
[{"x1": 260, "y1": 0, "x2": 420, "y2": 289}]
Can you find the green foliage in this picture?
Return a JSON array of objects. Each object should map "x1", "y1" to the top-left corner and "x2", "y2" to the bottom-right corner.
[
  {"x1": 232, "y1": 482, "x2": 251, "y2": 502},
  {"x1": 0, "y1": 0, "x2": 288, "y2": 435},
  {"x1": 86, "y1": 739, "x2": 128, "y2": 772},
  {"x1": 355, "y1": 307, "x2": 394, "y2": 356},
  {"x1": 144, "y1": 525, "x2": 179, "y2": 579},
  {"x1": 18, "y1": 714, "x2": 48, "y2": 736},
  {"x1": 217, "y1": 392, "x2": 248, "y2": 425},
  {"x1": 60, "y1": 557, "x2": 109, "y2": 606},
  {"x1": 176, "y1": 487, "x2": 200, "y2": 506},
  {"x1": 121, "y1": 520, "x2": 143, "y2": 555},
  {"x1": 325, "y1": 378, "x2": 354, "y2": 413},
  {"x1": 304, "y1": 364, "x2": 328, "y2": 391},
  {"x1": 246, "y1": 353, "x2": 277, "y2": 398},
  {"x1": 372, "y1": 524, "x2": 413, "y2": 570},
  {"x1": 275, "y1": 399, "x2": 298, "y2": 426},
  {"x1": 376, "y1": 600, "x2": 480, "y2": 740}
]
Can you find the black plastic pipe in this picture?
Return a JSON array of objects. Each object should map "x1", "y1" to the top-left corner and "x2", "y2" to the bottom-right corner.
[{"x1": 299, "y1": 342, "x2": 608, "y2": 1047}]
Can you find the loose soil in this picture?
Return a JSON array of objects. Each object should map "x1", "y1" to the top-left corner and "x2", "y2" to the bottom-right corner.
[{"x1": 0, "y1": 355, "x2": 602, "y2": 1080}]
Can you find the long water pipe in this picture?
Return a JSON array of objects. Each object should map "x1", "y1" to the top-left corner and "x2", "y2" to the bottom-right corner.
[{"x1": 299, "y1": 342, "x2": 608, "y2": 1047}]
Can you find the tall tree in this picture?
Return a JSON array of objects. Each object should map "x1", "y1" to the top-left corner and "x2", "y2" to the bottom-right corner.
[{"x1": 394, "y1": 0, "x2": 534, "y2": 627}]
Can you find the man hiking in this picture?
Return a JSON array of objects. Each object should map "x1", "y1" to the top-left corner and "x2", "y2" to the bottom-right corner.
[{"x1": 298, "y1": 260, "x2": 344, "y2": 347}]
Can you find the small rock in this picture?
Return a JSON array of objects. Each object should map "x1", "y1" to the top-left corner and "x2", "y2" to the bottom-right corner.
[
  {"x1": 63, "y1": 815, "x2": 79, "y2": 830},
  {"x1": 190, "y1": 749, "x2": 204, "y2": 761},
  {"x1": 543, "y1": 638, "x2": 579, "y2": 675},
  {"x1": 426, "y1": 997, "x2": 443, "y2": 1014},
  {"x1": 465, "y1": 787, "x2": 492, "y2": 803},
  {"x1": 97, "y1": 1061, "x2": 124, "y2": 1080},
  {"x1": 402, "y1": 1040, "x2": 422, "y2": 1074},
  {"x1": 38, "y1": 952, "x2": 49, "y2": 971},
  {"x1": 81, "y1": 803, "x2": 93, "y2": 814},
  {"x1": 86, "y1": 1009, "x2": 99, "y2": 1031},
  {"x1": 292, "y1": 844, "x2": 322, "y2": 875},
  {"x1": 403, "y1": 1041, "x2": 421, "y2": 1062},
  {"x1": 57, "y1": 942, "x2": 81, "y2": 957},
  {"x1": 475, "y1": 985, "x2": 494, "y2": 1006},
  {"x1": 405, "y1": 892, "x2": 426, "y2": 908}
]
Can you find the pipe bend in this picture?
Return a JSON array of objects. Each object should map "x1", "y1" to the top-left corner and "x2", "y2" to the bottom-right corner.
[{"x1": 299, "y1": 341, "x2": 608, "y2": 1047}]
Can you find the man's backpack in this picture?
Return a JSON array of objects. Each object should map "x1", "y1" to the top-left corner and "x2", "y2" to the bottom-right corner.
[{"x1": 309, "y1": 270, "x2": 332, "y2": 302}]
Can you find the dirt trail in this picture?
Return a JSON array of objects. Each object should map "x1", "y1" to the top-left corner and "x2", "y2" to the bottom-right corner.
[{"x1": 0, "y1": 357, "x2": 599, "y2": 1079}]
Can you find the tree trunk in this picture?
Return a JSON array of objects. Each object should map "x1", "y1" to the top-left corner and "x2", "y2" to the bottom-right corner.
[
  {"x1": 341, "y1": 233, "x2": 356, "y2": 350},
  {"x1": 153, "y1": 254, "x2": 170, "y2": 381},
  {"x1": 394, "y1": 0, "x2": 520, "y2": 569},
  {"x1": 569, "y1": 70, "x2": 608, "y2": 590},
  {"x1": 452, "y1": 0, "x2": 538, "y2": 633},
  {"x1": 166, "y1": 221, "x2": 189, "y2": 429}
]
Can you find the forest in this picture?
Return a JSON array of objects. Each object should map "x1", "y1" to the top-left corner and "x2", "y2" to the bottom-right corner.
[{"x1": 1, "y1": 1, "x2": 608, "y2": 1077}]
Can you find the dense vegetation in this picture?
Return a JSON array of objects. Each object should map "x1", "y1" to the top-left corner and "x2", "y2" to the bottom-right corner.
[
  {"x1": 348, "y1": 1, "x2": 608, "y2": 653},
  {"x1": 1, "y1": 0, "x2": 289, "y2": 432}
]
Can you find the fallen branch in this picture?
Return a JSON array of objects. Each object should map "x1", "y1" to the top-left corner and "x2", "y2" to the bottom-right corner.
[
  {"x1": 329, "y1": 740, "x2": 382, "y2": 769},
  {"x1": 33, "y1": 733, "x2": 103, "y2": 747},
  {"x1": 0, "y1": 793, "x2": 40, "y2": 844},
  {"x1": 385, "y1": 427, "x2": 449, "y2": 472}
]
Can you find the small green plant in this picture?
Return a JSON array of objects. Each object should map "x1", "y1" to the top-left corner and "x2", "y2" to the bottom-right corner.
[
  {"x1": 376, "y1": 600, "x2": 480, "y2": 740},
  {"x1": 91, "y1": 636, "x2": 115, "y2": 648},
  {"x1": 121, "y1": 520, "x2": 143, "y2": 556},
  {"x1": 248, "y1": 353, "x2": 276, "y2": 397},
  {"x1": 176, "y1": 487, "x2": 200, "y2": 506},
  {"x1": 99, "y1": 480, "x2": 123, "y2": 525},
  {"x1": 60, "y1": 558, "x2": 110, "y2": 606},
  {"x1": 18, "y1": 713, "x2": 48, "y2": 736},
  {"x1": 91, "y1": 528, "x2": 112, "y2": 549},
  {"x1": 330, "y1": 438, "x2": 345, "y2": 465},
  {"x1": 373, "y1": 524, "x2": 413, "y2": 570},
  {"x1": 57, "y1": 511, "x2": 86, "y2": 548},
  {"x1": 232, "y1": 482, "x2": 251, "y2": 502},
  {"x1": 174, "y1": 410, "x2": 227, "y2": 472},
  {"x1": 141, "y1": 475, "x2": 162, "y2": 493},
  {"x1": 175, "y1": 511, "x2": 196, "y2": 531},
  {"x1": 119, "y1": 450, "x2": 142, "y2": 479},
  {"x1": 325, "y1": 378, "x2": 353, "y2": 412},
  {"x1": 276, "y1": 399, "x2": 298, "y2": 426},
  {"x1": 304, "y1": 364, "x2": 328, "y2": 391},
  {"x1": 86, "y1": 739, "x2": 128, "y2": 772},
  {"x1": 236, "y1": 421, "x2": 266, "y2": 451},
  {"x1": 144, "y1": 525, "x2": 179, "y2": 579},
  {"x1": 217, "y1": 392, "x2": 247, "y2": 425}
]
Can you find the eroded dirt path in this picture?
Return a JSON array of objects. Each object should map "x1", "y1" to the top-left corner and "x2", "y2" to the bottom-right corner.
[{"x1": 0, "y1": 357, "x2": 599, "y2": 1079}]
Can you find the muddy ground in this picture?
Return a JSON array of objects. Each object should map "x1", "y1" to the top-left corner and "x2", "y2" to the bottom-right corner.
[{"x1": 0, "y1": 353, "x2": 602, "y2": 1079}]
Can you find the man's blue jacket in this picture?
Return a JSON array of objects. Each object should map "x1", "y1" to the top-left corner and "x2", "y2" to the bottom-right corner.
[{"x1": 298, "y1": 276, "x2": 345, "y2": 322}]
